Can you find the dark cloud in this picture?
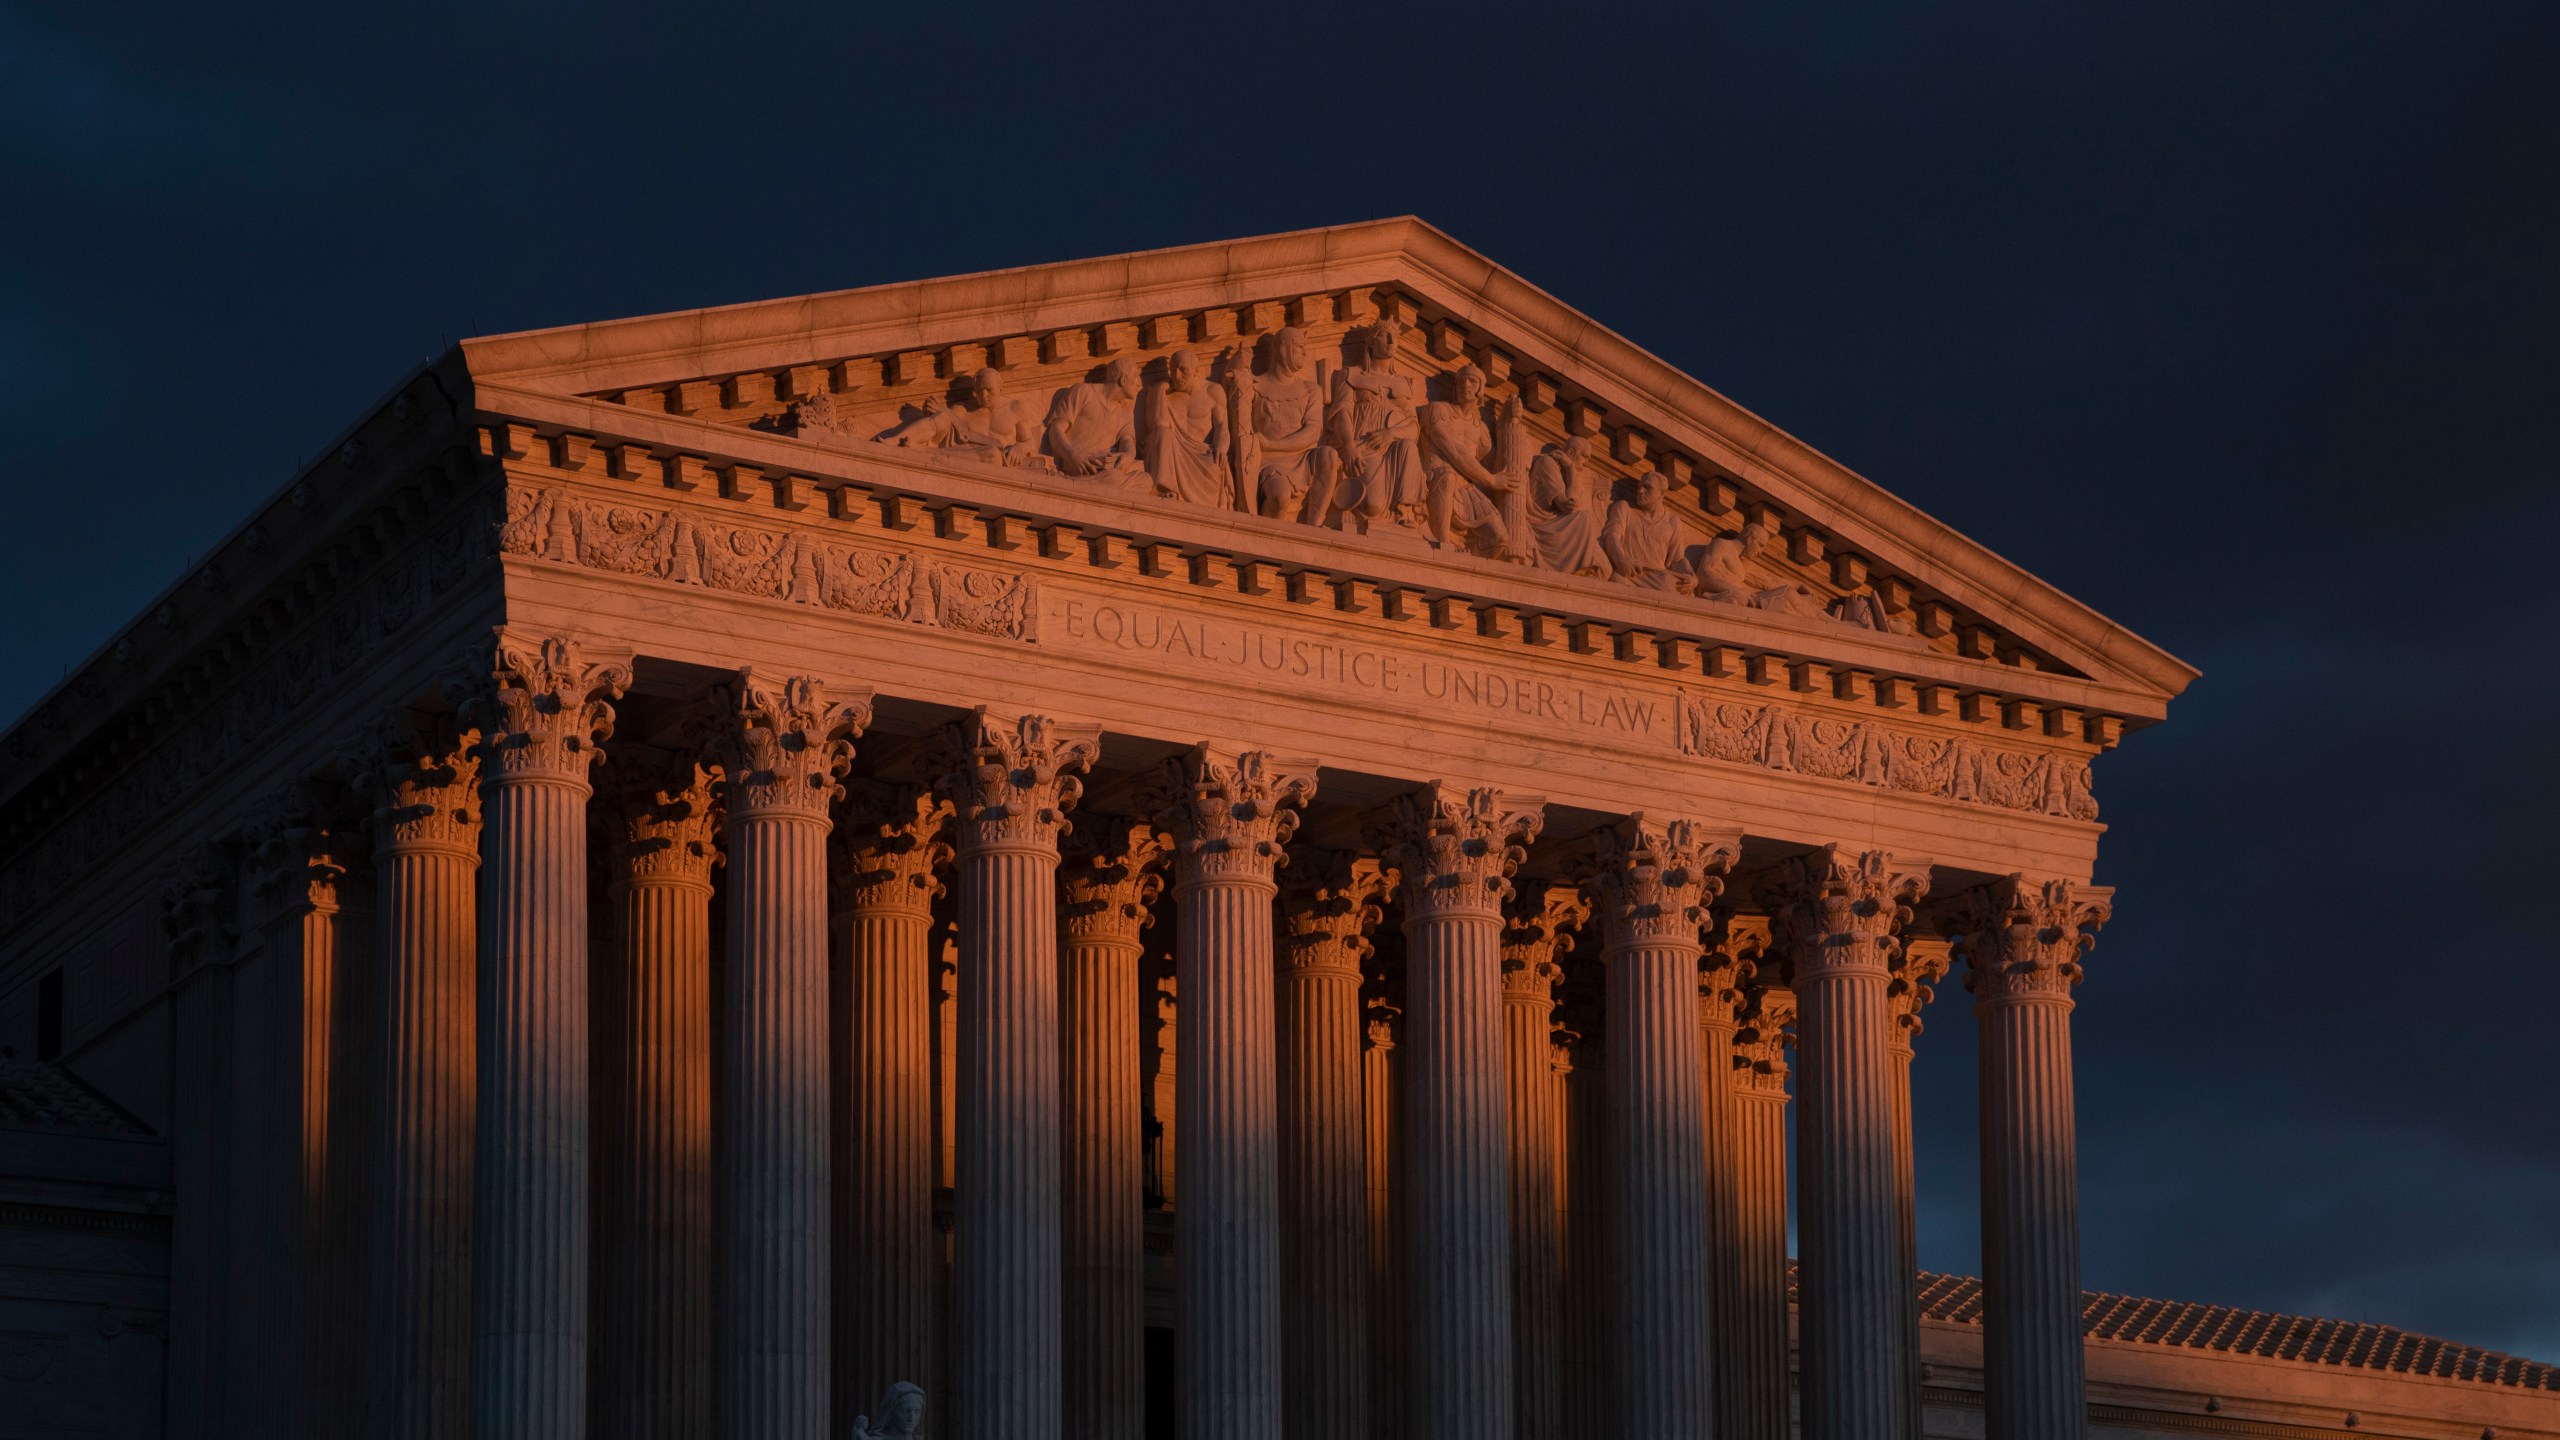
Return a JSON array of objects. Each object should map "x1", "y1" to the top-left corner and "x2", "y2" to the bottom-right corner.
[{"x1": 6, "y1": 0, "x2": 2553, "y2": 1360}]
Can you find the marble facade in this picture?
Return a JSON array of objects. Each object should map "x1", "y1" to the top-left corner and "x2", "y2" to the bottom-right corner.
[{"x1": 4, "y1": 219, "x2": 2538, "y2": 1440}]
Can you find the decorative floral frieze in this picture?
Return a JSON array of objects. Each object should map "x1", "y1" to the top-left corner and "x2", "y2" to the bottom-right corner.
[
  {"x1": 1679, "y1": 695, "x2": 2097, "y2": 822},
  {"x1": 1580, "y1": 813, "x2": 1741, "y2": 954},
  {"x1": 1157, "y1": 747, "x2": 1317, "y2": 891},
  {"x1": 1058, "y1": 816, "x2": 1171, "y2": 947},
  {"x1": 706, "y1": 671, "x2": 873, "y2": 823},
  {"x1": 1762, "y1": 845, "x2": 1930, "y2": 983},
  {"x1": 459, "y1": 631, "x2": 632, "y2": 785},
  {"x1": 1280, "y1": 849, "x2": 1393, "y2": 979},
  {"x1": 938, "y1": 710, "x2": 1100, "y2": 857},
  {"x1": 610, "y1": 759, "x2": 721, "y2": 887},
  {"x1": 1951, "y1": 875, "x2": 2111, "y2": 1004},
  {"x1": 499, "y1": 485, "x2": 1039, "y2": 642},
  {"x1": 1369, "y1": 783, "x2": 1543, "y2": 924},
  {"x1": 831, "y1": 781, "x2": 953, "y2": 917}
]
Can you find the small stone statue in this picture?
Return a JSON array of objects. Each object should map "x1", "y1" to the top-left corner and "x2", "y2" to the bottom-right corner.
[{"x1": 851, "y1": 1379, "x2": 926, "y2": 1438}]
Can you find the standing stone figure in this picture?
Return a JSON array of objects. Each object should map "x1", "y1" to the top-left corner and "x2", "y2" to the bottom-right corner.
[
  {"x1": 1327, "y1": 321, "x2": 1426, "y2": 534},
  {"x1": 850, "y1": 1380, "x2": 926, "y2": 1438},
  {"x1": 1238, "y1": 328, "x2": 1334, "y2": 523},
  {"x1": 873, "y1": 368, "x2": 1045, "y2": 466},
  {"x1": 1046, "y1": 357, "x2": 1150, "y2": 490},
  {"x1": 1417, "y1": 363, "x2": 1529, "y2": 562},
  {"x1": 1600, "y1": 469, "x2": 1696, "y2": 591},
  {"x1": 1141, "y1": 348, "x2": 1234, "y2": 508},
  {"x1": 1525, "y1": 437, "x2": 1610, "y2": 575}
]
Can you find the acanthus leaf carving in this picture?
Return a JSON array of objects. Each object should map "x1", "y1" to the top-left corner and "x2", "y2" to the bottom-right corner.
[
  {"x1": 832, "y1": 780, "x2": 954, "y2": 918},
  {"x1": 1581, "y1": 813, "x2": 1741, "y2": 954},
  {"x1": 1701, "y1": 912, "x2": 1771, "y2": 1026},
  {"x1": 610, "y1": 758, "x2": 721, "y2": 888},
  {"x1": 1281, "y1": 848, "x2": 1394, "y2": 979},
  {"x1": 1730, "y1": 982, "x2": 1797, "y2": 1097},
  {"x1": 355, "y1": 722, "x2": 483, "y2": 857},
  {"x1": 1889, "y1": 934, "x2": 1954, "y2": 1046},
  {"x1": 1951, "y1": 874, "x2": 2111, "y2": 1004},
  {"x1": 1369, "y1": 782, "x2": 1543, "y2": 923},
  {"x1": 938, "y1": 710, "x2": 1100, "y2": 857},
  {"x1": 1501, "y1": 879, "x2": 1589, "y2": 1001},
  {"x1": 1157, "y1": 746, "x2": 1317, "y2": 890},
  {"x1": 705, "y1": 671, "x2": 873, "y2": 823},
  {"x1": 457, "y1": 631, "x2": 632, "y2": 785},
  {"x1": 1058, "y1": 815, "x2": 1172, "y2": 947},
  {"x1": 1762, "y1": 845, "x2": 1931, "y2": 983}
]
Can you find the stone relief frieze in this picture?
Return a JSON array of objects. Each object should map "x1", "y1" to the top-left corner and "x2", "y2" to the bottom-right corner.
[
  {"x1": 499, "y1": 486, "x2": 1039, "y2": 643},
  {"x1": 1678, "y1": 694, "x2": 2098, "y2": 821}
]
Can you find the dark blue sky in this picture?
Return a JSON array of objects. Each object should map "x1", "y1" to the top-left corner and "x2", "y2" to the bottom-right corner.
[{"x1": 5, "y1": 1, "x2": 2553, "y2": 1359}]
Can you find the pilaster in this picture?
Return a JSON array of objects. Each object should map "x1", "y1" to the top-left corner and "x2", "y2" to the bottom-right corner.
[{"x1": 939, "y1": 710, "x2": 1099, "y2": 1440}]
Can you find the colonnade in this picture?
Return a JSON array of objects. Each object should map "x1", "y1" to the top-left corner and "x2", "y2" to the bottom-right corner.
[{"x1": 327, "y1": 635, "x2": 2109, "y2": 1440}]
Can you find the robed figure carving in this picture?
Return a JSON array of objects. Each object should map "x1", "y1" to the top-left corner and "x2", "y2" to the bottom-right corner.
[
  {"x1": 1526, "y1": 436, "x2": 1610, "y2": 576},
  {"x1": 1417, "y1": 362, "x2": 1531, "y2": 562},
  {"x1": 1140, "y1": 347, "x2": 1234, "y2": 508},
  {"x1": 1046, "y1": 357, "x2": 1150, "y2": 490},
  {"x1": 1235, "y1": 327, "x2": 1334, "y2": 523},
  {"x1": 1600, "y1": 469, "x2": 1695, "y2": 591},
  {"x1": 1327, "y1": 320, "x2": 1426, "y2": 534}
]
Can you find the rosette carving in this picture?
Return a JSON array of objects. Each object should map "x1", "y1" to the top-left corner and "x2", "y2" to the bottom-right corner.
[
  {"x1": 1058, "y1": 816, "x2": 1171, "y2": 946},
  {"x1": 1501, "y1": 880, "x2": 1589, "y2": 999},
  {"x1": 1281, "y1": 849, "x2": 1393, "y2": 979},
  {"x1": 1158, "y1": 746, "x2": 1318, "y2": 890},
  {"x1": 610, "y1": 760, "x2": 721, "y2": 887},
  {"x1": 1701, "y1": 913, "x2": 1771, "y2": 1023},
  {"x1": 938, "y1": 710, "x2": 1101, "y2": 856},
  {"x1": 458, "y1": 632, "x2": 633, "y2": 784},
  {"x1": 1952, "y1": 875, "x2": 2111, "y2": 1003},
  {"x1": 357, "y1": 727, "x2": 482, "y2": 855},
  {"x1": 1889, "y1": 934, "x2": 1954, "y2": 1044},
  {"x1": 1369, "y1": 783, "x2": 1544, "y2": 923},
  {"x1": 832, "y1": 780, "x2": 954, "y2": 917},
  {"x1": 1762, "y1": 845, "x2": 1931, "y2": 982},
  {"x1": 1730, "y1": 983, "x2": 1797, "y2": 1097},
  {"x1": 1581, "y1": 814, "x2": 1740, "y2": 955},
  {"x1": 707, "y1": 671, "x2": 874, "y2": 822}
]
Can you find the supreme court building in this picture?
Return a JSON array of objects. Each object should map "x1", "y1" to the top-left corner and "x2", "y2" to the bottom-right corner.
[{"x1": 4, "y1": 220, "x2": 2555, "y2": 1440}]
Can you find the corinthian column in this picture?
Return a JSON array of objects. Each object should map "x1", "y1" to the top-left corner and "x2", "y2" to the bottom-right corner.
[
  {"x1": 1700, "y1": 914, "x2": 1767, "y2": 1440},
  {"x1": 1957, "y1": 876, "x2": 2111, "y2": 1440},
  {"x1": 598, "y1": 760, "x2": 719, "y2": 1440},
  {"x1": 1583, "y1": 815, "x2": 1737, "y2": 1437},
  {"x1": 1057, "y1": 816, "x2": 1168, "y2": 1440},
  {"x1": 1360, "y1": 990, "x2": 1403, "y2": 1440},
  {"x1": 939, "y1": 711, "x2": 1100, "y2": 1440},
  {"x1": 1888, "y1": 933, "x2": 1954, "y2": 1440},
  {"x1": 461, "y1": 633, "x2": 630, "y2": 1440},
  {"x1": 361, "y1": 729, "x2": 482, "y2": 1440},
  {"x1": 709, "y1": 672, "x2": 874, "y2": 1440},
  {"x1": 1773, "y1": 846, "x2": 1931, "y2": 1440},
  {"x1": 1277, "y1": 849, "x2": 1389, "y2": 1440},
  {"x1": 1162, "y1": 748, "x2": 1317, "y2": 1440},
  {"x1": 1721, "y1": 982, "x2": 1796, "y2": 1440},
  {"x1": 1499, "y1": 881, "x2": 1585, "y2": 1440},
  {"x1": 832, "y1": 782, "x2": 954, "y2": 1429},
  {"x1": 1371, "y1": 783, "x2": 1543, "y2": 1440}
]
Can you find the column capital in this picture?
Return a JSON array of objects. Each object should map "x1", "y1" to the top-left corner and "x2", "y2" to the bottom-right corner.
[
  {"x1": 1367, "y1": 782, "x2": 1544, "y2": 922},
  {"x1": 458, "y1": 631, "x2": 633, "y2": 786},
  {"x1": 1889, "y1": 935, "x2": 1954, "y2": 1048},
  {"x1": 1501, "y1": 879, "x2": 1588, "y2": 1005},
  {"x1": 1279, "y1": 849, "x2": 1392, "y2": 979},
  {"x1": 1158, "y1": 746, "x2": 1318, "y2": 891},
  {"x1": 709, "y1": 670, "x2": 874, "y2": 823},
  {"x1": 1762, "y1": 844, "x2": 1931, "y2": 982},
  {"x1": 939, "y1": 709, "x2": 1100, "y2": 856},
  {"x1": 1581, "y1": 813, "x2": 1739, "y2": 955},
  {"x1": 1363, "y1": 999, "x2": 1402, "y2": 1053},
  {"x1": 1701, "y1": 913, "x2": 1770, "y2": 1025},
  {"x1": 356, "y1": 726, "x2": 482, "y2": 859},
  {"x1": 1730, "y1": 983, "x2": 1796, "y2": 1098},
  {"x1": 246, "y1": 784, "x2": 356, "y2": 922},
  {"x1": 833, "y1": 780, "x2": 953, "y2": 917},
  {"x1": 1953, "y1": 875, "x2": 2112, "y2": 1005},
  {"x1": 611, "y1": 759, "x2": 721, "y2": 890},
  {"x1": 1059, "y1": 815, "x2": 1171, "y2": 946},
  {"x1": 161, "y1": 847, "x2": 239, "y2": 976}
]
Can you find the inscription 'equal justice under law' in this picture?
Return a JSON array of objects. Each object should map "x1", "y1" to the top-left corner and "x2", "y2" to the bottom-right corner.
[{"x1": 1050, "y1": 596, "x2": 1672, "y2": 740}]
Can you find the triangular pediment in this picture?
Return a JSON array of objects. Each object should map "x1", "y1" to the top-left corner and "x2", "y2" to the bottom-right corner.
[{"x1": 460, "y1": 218, "x2": 2194, "y2": 717}]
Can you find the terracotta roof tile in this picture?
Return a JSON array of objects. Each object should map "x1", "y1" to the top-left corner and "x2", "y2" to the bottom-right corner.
[{"x1": 1783, "y1": 1264, "x2": 2556, "y2": 1391}]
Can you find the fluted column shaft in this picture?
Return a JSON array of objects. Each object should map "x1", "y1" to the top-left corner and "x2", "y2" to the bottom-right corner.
[
  {"x1": 1276, "y1": 858, "x2": 1379, "y2": 1440},
  {"x1": 1360, "y1": 1003, "x2": 1403, "y2": 1440},
  {"x1": 1962, "y1": 877, "x2": 2110, "y2": 1440},
  {"x1": 1058, "y1": 821, "x2": 1165, "y2": 1440},
  {"x1": 1782, "y1": 847, "x2": 1929, "y2": 1440},
  {"x1": 1696, "y1": 927, "x2": 1758, "y2": 1440},
  {"x1": 943, "y1": 711, "x2": 1098, "y2": 1440},
  {"x1": 1721, "y1": 988, "x2": 1796, "y2": 1440},
  {"x1": 1165, "y1": 749, "x2": 1314, "y2": 1440},
  {"x1": 599, "y1": 768, "x2": 718, "y2": 1440},
  {"x1": 1375, "y1": 784, "x2": 1541, "y2": 1440},
  {"x1": 365, "y1": 742, "x2": 482, "y2": 1440},
  {"x1": 1500, "y1": 884, "x2": 1584, "y2": 1440},
  {"x1": 714, "y1": 672, "x2": 872, "y2": 1440},
  {"x1": 833, "y1": 787, "x2": 952, "y2": 1430}
]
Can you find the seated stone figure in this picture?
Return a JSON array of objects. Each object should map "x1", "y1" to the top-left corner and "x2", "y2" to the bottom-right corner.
[
  {"x1": 871, "y1": 368, "x2": 1044, "y2": 467},
  {"x1": 1600, "y1": 469, "x2": 1694, "y2": 591},
  {"x1": 851, "y1": 1380, "x2": 926, "y2": 1438},
  {"x1": 1417, "y1": 363, "x2": 1529, "y2": 562},
  {"x1": 1690, "y1": 517, "x2": 1778, "y2": 603},
  {"x1": 1327, "y1": 320, "x2": 1425, "y2": 534},
  {"x1": 1526, "y1": 436, "x2": 1608, "y2": 576},
  {"x1": 1236, "y1": 327, "x2": 1335, "y2": 523},
  {"x1": 1141, "y1": 347, "x2": 1234, "y2": 508},
  {"x1": 1045, "y1": 357, "x2": 1150, "y2": 491}
]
